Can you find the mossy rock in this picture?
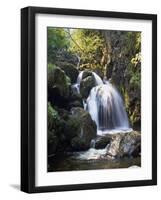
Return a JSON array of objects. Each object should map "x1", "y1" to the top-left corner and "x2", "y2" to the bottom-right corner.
[
  {"x1": 47, "y1": 103, "x2": 60, "y2": 131},
  {"x1": 48, "y1": 66, "x2": 71, "y2": 98},
  {"x1": 48, "y1": 67, "x2": 71, "y2": 108},
  {"x1": 56, "y1": 61, "x2": 79, "y2": 83},
  {"x1": 70, "y1": 107, "x2": 97, "y2": 151}
]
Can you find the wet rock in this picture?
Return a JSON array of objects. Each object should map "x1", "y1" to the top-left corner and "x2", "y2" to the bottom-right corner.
[
  {"x1": 128, "y1": 165, "x2": 140, "y2": 168},
  {"x1": 82, "y1": 70, "x2": 93, "y2": 79},
  {"x1": 94, "y1": 135, "x2": 112, "y2": 149},
  {"x1": 70, "y1": 107, "x2": 97, "y2": 151},
  {"x1": 107, "y1": 134, "x2": 122, "y2": 157},
  {"x1": 80, "y1": 75, "x2": 96, "y2": 98},
  {"x1": 107, "y1": 131, "x2": 141, "y2": 158},
  {"x1": 69, "y1": 85, "x2": 83, "y2": 108}
]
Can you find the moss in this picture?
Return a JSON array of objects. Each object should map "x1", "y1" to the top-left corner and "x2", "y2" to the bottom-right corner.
[
  {"x1": 48, "y1": 66, "x2": 71, "y2": 98},
  {"x1": 55, "y1": 61, "x2": 79, "y2": 83},
  {"x1": 124, "y1": 89, "x2": 130, "y2": 110},
  {"x1": 48, "y1": 63, "x2": 56, "y2": 70},
  {"x1": 47, "y1": 102, "x2": 60, "y2": 131}
]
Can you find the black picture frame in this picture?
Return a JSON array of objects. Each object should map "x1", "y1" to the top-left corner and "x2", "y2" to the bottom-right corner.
[{"x1": 21, "y1": 6, "x2": 157, "y2": 193}]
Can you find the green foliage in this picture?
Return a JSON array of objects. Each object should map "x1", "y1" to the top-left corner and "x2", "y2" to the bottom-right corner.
[
  {"x1": 48, "y1": 63, "x2": 56, "y2": 70},
  {"x1": 48, "y1": 28, "x2": 69, "y2": 48},
  {"x1": 128, "y1": 52, "x2": 141, "y2": 88},
  {"x1": 124, "y1": 32, "x2": 141, "y2": 55},
  {"x1": 69, "y1": 29, "x2": 105, "y2": 69},
  {"x1": 129, "y1": 71, "x2": 140, "y2": 88},
  {"x1": 47, "y1": 28, "x2": 70, "y2": 64},
  {"x1": 48, "y1": 102, "x2": 60, "y2": 131},
  {"x1": 122, "y1": 32, "x2": 141, "y2": 90}
]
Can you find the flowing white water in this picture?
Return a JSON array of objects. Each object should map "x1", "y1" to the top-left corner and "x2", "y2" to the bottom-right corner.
[
  {"x1": 71, "y1": 83, "x2": 80, "y2": 93},
  {"x1": 87, "y1": 82, "x2": 131, "y2": 135},
  {"x1": 77, "y1": 71, "x2": 84, "y2": 85},
  {"x1": 92, "y1": 72, "x2": 103, "y2": 85},
  {"x1": 73, "y1": 70, "x2": 132, "y2": 135},
  {"x1": 75, "y1": 147, "x2": 108, "y2": 160}
]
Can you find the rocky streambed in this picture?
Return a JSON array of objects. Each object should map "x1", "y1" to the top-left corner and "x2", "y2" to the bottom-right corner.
[{"x1": 48, "y1": 131, "x2": 141, "y2": 171}]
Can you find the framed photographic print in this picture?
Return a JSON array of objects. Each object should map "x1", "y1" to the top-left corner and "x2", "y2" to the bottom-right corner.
[{"x1": 21, "y1": 6, "x2": 157, "y2": 193}]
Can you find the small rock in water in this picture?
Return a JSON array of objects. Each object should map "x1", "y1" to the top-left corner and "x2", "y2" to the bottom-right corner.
[{"x1": 128, "y1": 165, "x2": 140, "y2": 168}]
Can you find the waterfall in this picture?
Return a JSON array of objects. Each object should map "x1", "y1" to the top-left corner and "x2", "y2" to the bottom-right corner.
[
  {"x1": 73, "y1": 70, "x2": 131, "y2": 135},
  {"x1": 71, "y1": 83, "x2": 80, "y2": 93},
  {"x1": 77, "y1": 71, "x2": 84, "y2": 85},
  {"x1": 87, "y1": 82, "x2": 131, "y2": 135},
  {"x1": 92, "y1": 72, "x2": 103, "y2": 85}
]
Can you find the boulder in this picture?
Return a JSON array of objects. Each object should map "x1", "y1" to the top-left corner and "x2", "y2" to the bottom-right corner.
[
  {"x1": 70, "y1": 107, "x2": 97, "y2": 151},
  {"x1": 80, "y1": 75, "x2": 96, "y2": 98},
  {"x1": 119, "y1": 131, "x2": 141, "y2": 157},
  {"x1": 82, "y1": 70, "x2": 93, "y2": 79},
  {"x1": 47, "y1": 105, "x2": 97, "y2": 152},
  {"x1": 48, "y1": 67, "x2": 71, "y2": 107},
  {"x1": 94, "y1": 135, "x2": 112, "y2": 149},
  {"x1": 47, "y1": 104, "x2": 70, "y2": 153},
  {"x1": 106, "y1": 131, "x2": 141, "y2": 158},
  {"x1": 56, "y1": 62, "x2": 79, "y2": 83},
  {"x1": 69, "y1": 84, "x2": 83, "y2": 108}
]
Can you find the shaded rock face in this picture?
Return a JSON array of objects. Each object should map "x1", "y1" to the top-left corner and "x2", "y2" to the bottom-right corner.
[
  {"x1": 94, "y1": 135, "x2": 111, "y2": 149},
  {"x1": 56, "y1": 62, "x2": 79, "y2": 83},
  {"x1": 80, "y1": 75, "x2": 96, "y2": 98},
  {"x1": 48, "y1": 67, "x2": 71, "y2": 108},
  {"x1": 82, "y1": 70, "x2": 93, "y2": 79},
  {"x1": 48, "y1": 130, "x2": 59, "y2": 155},
  {"x1": 69, "y1": 100, "x2": 83, "y2": 108},
  {"x1": 69, "y1": 86, "x2": 83, "y2": 109},
  {"x1": 48, "y1": 106, "x2": 97, "y2": 153},
  {"x1": 70, "y1": 107, "x2": 97, "y2": 151}
]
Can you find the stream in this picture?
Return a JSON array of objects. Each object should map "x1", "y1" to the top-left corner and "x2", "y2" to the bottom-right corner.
[{"x1": 48, "y1": 151, "x2": 141, "y2": 172}]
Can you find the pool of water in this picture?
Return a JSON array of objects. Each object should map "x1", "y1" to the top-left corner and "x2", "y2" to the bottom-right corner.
[{"x1": 48, "y1": 149, "x2": 141, "y2": 172}]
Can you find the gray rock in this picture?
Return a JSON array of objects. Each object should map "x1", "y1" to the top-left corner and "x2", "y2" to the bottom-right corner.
[
  {"x1": 80, "y1": 75, "x2": 96, "y2": 98},
  {"x1": 70, "y1": 107, "x2": 97, "y2": 151},
  {"x1": 106, "y1": 131, "x2": 141, "y2": 158},
  {"x1": 57, "y1": 62, "x2": 79, "y2": 83},
  {"x1": 94, "y1": 135, "x2": 112, "y2": 149}
]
